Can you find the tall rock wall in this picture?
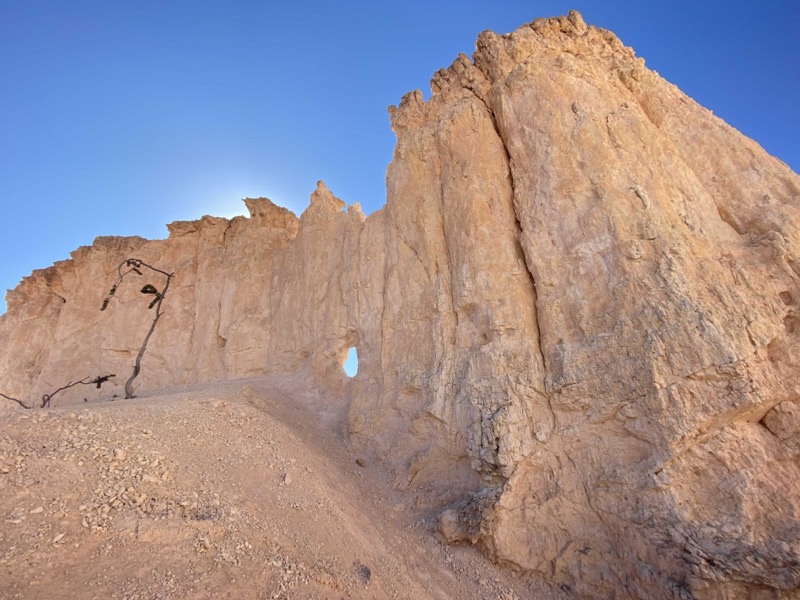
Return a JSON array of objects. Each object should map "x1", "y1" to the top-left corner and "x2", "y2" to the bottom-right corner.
[{"x1": 2, "y1": 11, "x2": 799, "y2": 598}]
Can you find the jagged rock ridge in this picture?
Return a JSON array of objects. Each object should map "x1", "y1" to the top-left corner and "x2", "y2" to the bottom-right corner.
[{"x1": 2, "y1": 11, "x2": 799, "y2": 599}]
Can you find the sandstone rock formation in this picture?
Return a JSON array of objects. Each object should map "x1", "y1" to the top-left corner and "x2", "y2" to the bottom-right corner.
[{"x1": 2, "y1": 11, "x2": 799, "y2": 599}]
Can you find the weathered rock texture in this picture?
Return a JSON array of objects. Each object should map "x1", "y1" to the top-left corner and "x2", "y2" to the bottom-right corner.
[{"x1": 2, "y1": 11, "x2": 799, "y2": 599}]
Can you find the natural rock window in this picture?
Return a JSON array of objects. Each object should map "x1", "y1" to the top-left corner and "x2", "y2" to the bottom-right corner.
[{"x1": 343, "y1": 347, "x2": 359, "y2": 377}]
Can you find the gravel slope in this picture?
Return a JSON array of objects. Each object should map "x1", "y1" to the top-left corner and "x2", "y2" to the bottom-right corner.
[{"x1": 0, "y1": 377, "x2": 564, "y2": 600}]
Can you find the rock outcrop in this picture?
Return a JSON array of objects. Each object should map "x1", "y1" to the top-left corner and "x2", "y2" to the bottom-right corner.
[{"x1": 2, "y1": 11, "x2": 799, "y2": 599}]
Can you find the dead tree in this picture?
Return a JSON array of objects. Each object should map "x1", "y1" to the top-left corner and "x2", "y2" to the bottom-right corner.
[
  {"x1": 1, "y1": 374, "x2": 115, "y2": 409},
  {"x1": 101, "y1": 258, "x2": 173, "y2": 399}
]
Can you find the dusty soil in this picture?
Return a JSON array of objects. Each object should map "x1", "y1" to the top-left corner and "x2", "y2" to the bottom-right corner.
[{"x1": 0, "y1": 376, "x2": 565, "y2": 600}]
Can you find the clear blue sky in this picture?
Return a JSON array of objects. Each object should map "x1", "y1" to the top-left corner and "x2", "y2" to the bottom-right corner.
[{"x1": 1, "y1": 1, "x2": 798, "y2": 313}]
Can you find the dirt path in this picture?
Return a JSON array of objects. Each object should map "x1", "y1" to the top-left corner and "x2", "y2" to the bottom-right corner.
[{"x1": 0, "y1": 377, "x2": 564, "y2": 599}]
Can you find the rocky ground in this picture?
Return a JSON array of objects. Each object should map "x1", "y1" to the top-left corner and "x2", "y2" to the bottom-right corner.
[{"x1": 0, "y1": 376, "x2": 564, "y2": 600}]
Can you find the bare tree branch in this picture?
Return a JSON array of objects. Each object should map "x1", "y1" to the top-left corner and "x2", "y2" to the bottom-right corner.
[
  {"x1": 0, "y1": 392, "x2": 32, "y2": 410},
  {"x1": 101, "y1": 258, "x2": 173, "y2": 399},
  {"x1": 40, "y1": 374, "x2": 116, "y2": 408},
  {"x1": 2, "y1": 374, "x2": 115, "y2": 410}
]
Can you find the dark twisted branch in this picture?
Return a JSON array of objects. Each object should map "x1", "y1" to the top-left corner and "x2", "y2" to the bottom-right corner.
[
  {"x1": 101, "y1": 258, "x2": 173, "y2": 399},
  {"x1": 40, "y1": 374, "x2": 116, "y2": 408},
  {"x1": 101, "y1": 259, "x2": 172, "y2": 312},
  {"x1": 2, "y1": 374, "x2": 115, "y2": 410},
  {"x1": 0, "y1": 393, "x2": 32, "y2": 410}
]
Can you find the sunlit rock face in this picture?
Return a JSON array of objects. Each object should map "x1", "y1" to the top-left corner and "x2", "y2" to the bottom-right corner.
[{"x1": 2, "y1": 11, "x2": 799, "y2": 598}]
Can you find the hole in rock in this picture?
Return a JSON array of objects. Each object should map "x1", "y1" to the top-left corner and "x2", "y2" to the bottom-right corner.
[{"x1": 343, "y1": 346, "x2": 359, "y2": 377}]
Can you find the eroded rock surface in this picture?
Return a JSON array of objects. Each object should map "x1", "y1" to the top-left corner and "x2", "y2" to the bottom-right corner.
[{"x1": 2, "y1": 11, "x2": 799, "y2": 599}]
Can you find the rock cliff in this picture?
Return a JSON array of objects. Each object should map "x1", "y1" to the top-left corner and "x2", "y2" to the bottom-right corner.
[{"x1": 2, "y1": 11, "x2": 799, "y2": 599}]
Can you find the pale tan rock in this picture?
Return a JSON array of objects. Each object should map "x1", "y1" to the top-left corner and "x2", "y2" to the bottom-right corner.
[
  {"x1": 1, "y1": 10, "x2": 799, "y2": 599},
  {"x1": 763, "y1": 400, "x2": 800, "y2": 455}
]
